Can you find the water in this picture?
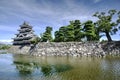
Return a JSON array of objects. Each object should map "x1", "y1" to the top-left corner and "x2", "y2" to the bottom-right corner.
[{"x1": 0, "y1": 54, "x2": 120, "y2": 80}]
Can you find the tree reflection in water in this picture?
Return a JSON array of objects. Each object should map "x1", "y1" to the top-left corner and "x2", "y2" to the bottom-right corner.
[
  {"x1": 41, "y1": 65, "x2": 52, "y2": 76},
  {"x1": 13, "y1": 61, "x2": 72, "y2": 76},
  {"x1": 6, "y1": 54, "x2": 120, "y2": 80},
  {"x1": 54, "y1": 64, "x2": 72, "y2": 73},
  {"x1": 13, "y1": 61, "x2": 35, "y2": 75}
]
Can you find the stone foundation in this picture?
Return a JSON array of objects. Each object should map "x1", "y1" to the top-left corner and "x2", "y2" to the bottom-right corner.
[{"x1": 8, "y1": 41, "x2": 120, "y2": 57}]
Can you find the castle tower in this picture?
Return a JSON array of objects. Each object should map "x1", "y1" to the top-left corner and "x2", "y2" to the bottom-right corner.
[{"x1": 13, "y1": 22, "x2": 36, "y2": 45}]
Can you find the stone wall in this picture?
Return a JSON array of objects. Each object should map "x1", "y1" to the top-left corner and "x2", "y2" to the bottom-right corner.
[{"x1": 8, "y1": 41, "x2": 120, "y2": 57}]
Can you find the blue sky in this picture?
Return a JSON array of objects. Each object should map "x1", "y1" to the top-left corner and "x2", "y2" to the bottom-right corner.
[{"x1": 0, "y1": 0, "x2": 120, "y2": 43}]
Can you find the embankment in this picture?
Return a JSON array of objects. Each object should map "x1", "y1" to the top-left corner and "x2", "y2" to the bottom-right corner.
[{"x1": 8, "y1": 41, "x2": 120, "y2": 57}]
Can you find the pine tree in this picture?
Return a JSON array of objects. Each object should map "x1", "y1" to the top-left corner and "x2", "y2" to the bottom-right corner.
[
  {"x1": 54, "y1": 20, "x2": 83, "y2": 42},
  {"x1": 73, "y1": 20, "x2": 83, "y2": 41},
  {"x1": 83, "y1": 20, "x2": 96, "y2": 41},
  {"x1": 41, "y1": 26, "x2": 53, "y2": 42},
  {"x1": 93, "y1": 9, "x2": 120, "y2": 41},
  {"x1": 54, "y1": 26, "x2": 67, "y2": 42}
]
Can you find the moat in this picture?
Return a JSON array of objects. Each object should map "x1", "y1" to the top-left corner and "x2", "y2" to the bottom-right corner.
[{"x1": 0, "y1": 53, "x2": 120, "y2": 80}]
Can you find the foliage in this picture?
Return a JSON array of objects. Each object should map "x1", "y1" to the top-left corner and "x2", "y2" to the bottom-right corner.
[
  {"x1": 100, "y1": 39, "x2": 108, "y2": 43},
  {"x1": 54, "y1": 26, "x2": 67, "y2": 42},
  {"x1": 54, "y1": 20, "x2": 83, "y2": 42},
  {"x1": 73, "y1": 20, "x2": 83, "y2": 41},
  {"x1": 41, "y1": 26, "x2": 53, "y2": 42},
  {"x1": 83, "y1": 20, "x2": 97, "y2": 41},
  {"x1": 65, "y1": 23, "x2": 75, "y2": 41},
  {"x1": 93, "y1": 9, "x2": 120, "y2": 41},
  {"x1": 39, "y1": 9, "x2": 120, "y2": 42},
  {"x1": 30, "y1": 37, "x2": 41, "y2": 44},
  {"x1": 0, "y1": 45, "x2": 11, "y2": 50}
]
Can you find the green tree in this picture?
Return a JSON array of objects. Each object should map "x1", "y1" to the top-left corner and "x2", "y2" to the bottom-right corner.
[
  {"x1": 65, "y1": 23, "x2": 74, "y2": 41},
  {"x1": 54, "y1": 26, "x2": 67, "y2": 42},
  {"x1": 73, "y1": 20, "x2": 83, "y2": 41},
  {"x1": 0, "y1": 45, "x2": 11, "y2": 50},
  {"x1": 30, "y1": 37, "x2": 41, "y2": 44},
  {"x1": 93, "y1": 9, "x2": 120, "y2": 41},
  {"x1": 54, "y1": 20, "x2": 83, "y2": 42},
  {"x1": 83, "y1": 20, "x2": 97, "y2": 41},
  {"x1": 41, "y1": 26, "x2": 53, "y2": 42}
]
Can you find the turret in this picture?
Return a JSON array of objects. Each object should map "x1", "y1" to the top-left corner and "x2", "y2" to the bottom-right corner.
[{"x1": 13, "y1": 22, "x2": 36, "y2": 45}]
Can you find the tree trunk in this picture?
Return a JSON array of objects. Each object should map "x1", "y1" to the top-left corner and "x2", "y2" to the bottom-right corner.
[{"x1": 105, "y1": 31, "x2": 112, "y2": 41}]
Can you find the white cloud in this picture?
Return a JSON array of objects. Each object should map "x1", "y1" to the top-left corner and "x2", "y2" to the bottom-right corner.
[
  {"x1": 0, "y1": 0, "x2": 93, "y2": 23},
  {"x1": 0, "y1": 40, "x2": 12, "y2": 42},
  {"x1": 61, "y1": 15, "x2": 97, "y2": 22},
  {"x1": 0, "y1": 39, "x2": 13, "y2": 44}
]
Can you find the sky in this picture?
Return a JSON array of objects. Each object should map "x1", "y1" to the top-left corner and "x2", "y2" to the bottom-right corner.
[{"x1": 0, "y1": 0, "x2": 120, "y2": 43}]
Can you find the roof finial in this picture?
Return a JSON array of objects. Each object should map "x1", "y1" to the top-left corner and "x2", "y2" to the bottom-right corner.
[{"x1": 23, "y1": 21, "x2": 29, "y2": 25}]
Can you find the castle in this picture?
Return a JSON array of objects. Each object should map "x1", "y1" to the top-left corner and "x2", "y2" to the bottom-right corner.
[{"x1": 13, "y1": 22, "x2": 36, "y2": 45}]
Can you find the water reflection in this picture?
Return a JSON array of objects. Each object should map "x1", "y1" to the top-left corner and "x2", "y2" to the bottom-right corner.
[
  {"x1": 13, "y1": 56, "x2": 72, "y2": 77},
  {"x1": 14, "y1": 61, "x2": 35, "y2": 75},
  {"x1": 1, "y1": 54, "x2": 120, "y2": 80},
  {"x1": 100, "y1": 57, "x2": 120, "y2": 80},
  {"x1": 41, "y1": 65, "x2": 52, "y2": 76}
]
